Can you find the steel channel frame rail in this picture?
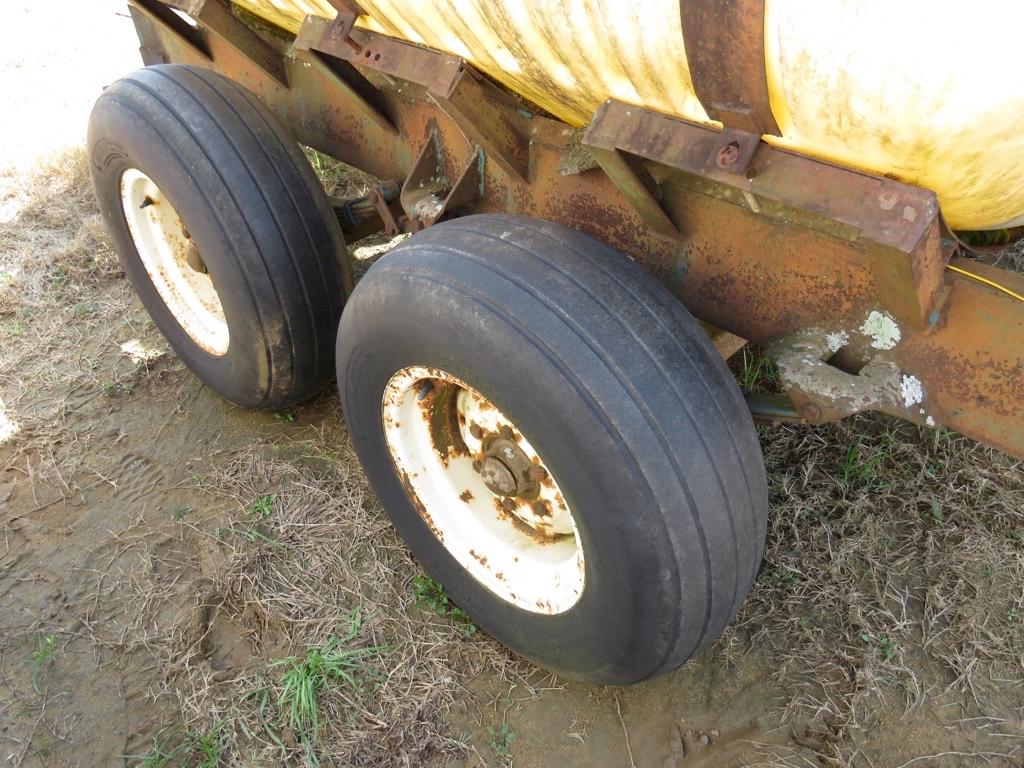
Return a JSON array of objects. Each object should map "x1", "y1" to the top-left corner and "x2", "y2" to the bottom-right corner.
[{"x1": 126, "y1": 0, "x2": 1024, "y2": 458}]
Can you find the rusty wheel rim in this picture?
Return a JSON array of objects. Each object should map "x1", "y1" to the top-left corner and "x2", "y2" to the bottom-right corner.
[
  {"x1": 382, "y1": 366, "x2": 585, "y2": 615},
  {"x1": 120, "y1": 168, "x2": 229, "y2": 356}
]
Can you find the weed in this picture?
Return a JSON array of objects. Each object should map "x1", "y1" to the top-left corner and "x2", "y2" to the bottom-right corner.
[
  {"x1": 302, "y1": 441, "x2": 336, "y2": 463},
  {"x1": 928, "y1": 499, "x2": 944, "y2": 525},
  {"x1": 412, "y1": 576, "x2": 477, "y2": 636},
  {"x1": 103, "y1": 380, "x2": 134, "y2": 397},
  {"x1": 840, "y1": 438, "x2": 889, "y2": 492},
  {"x1": 171, "y1": 505, "x2": 193, "y2": 521},
  {"x1": 247, "y1": 493, "x2": 277, "y2": 520},
  {"x1": 26, "y1": 634, "x2": 56, "y2": 694},
  {"x1": 412, "y1": 575, "x2": 449, "y2": 613},
  {"x1": 273, "y1": 412, "x2": 295, "y2": 423},
  {"x1": 186, "y1": 727, "x2": 223, "y2": 768},
  {"x1": 273, "y1": 608, "x2": 387, "y2": 740},
  {"x1": 130, "y1": 739, "x2": 176, "y2": 768},
  {"x1": 127, "y1": 725, "x2": 223, "y2": 768},
  {"x1": 216, "y1": 494, "x2": 283, "y2": 548},
  {"x1": 770, "y1": 567, "x2": 799, "y2": 590},
  {"x1": 738, "y1": 346, "x2": 781, "y2": 394},
  {"x1": 860, "y1": 633, "x2": 899, "y2": 661},
  {"x1": 485, "y1": 723, "x2": 515, "y2": 756},
  {"x1": 450, "y1": 607, "x2": 478, "y2": 637},
  {"x1": 47, "y1": 263, "x2": 68, "y2": 293}
]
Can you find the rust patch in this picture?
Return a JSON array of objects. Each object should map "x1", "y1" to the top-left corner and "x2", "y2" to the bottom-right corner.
[
  {"x1": 469, "y1": 548, "x2": 488, "y2": 569},
  {"x1": 459, "y1": 489, "x2": 473, "y2": 502},
  {"x1": 416, "y1": 379, "x2": 468, "y2": 464},
  {"x1": 396, "y1": 467, "x2": 444, "y2": 544}
]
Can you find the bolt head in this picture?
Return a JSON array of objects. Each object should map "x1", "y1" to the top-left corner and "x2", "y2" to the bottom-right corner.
[
  {"x1": 469, "y1": 423, "x2": 483, "y2": 439},
  {"x1": 499, "y1": 424, "x2": 514, "y2": 440},
  {"x1": 472, "y1": 459, "x2": 482, "y2": 473},
  {"x1": 528, "y1": 465, "x2": 548, "y2": 482},
  {"x1": 716, "y1": 141, "x2": 741, "y2": 167},
  {"x1": 500, "y1": 497, "x2": 515, "y2": 513}
]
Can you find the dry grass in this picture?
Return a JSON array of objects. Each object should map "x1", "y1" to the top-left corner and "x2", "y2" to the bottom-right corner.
[
  {"x1": 0, "y1": 149, "x2": 171, "y2": 495},
  {"x1": 715, "y1": 414, "x2": 1024, "y2": 760},
  {"x1": 116, "y1": 438, "x2": 540, "y2": 767}
]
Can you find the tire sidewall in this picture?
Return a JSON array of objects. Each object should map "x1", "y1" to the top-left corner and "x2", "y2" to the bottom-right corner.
[{"x1": 89, "y1": 93, "x2": 270, "y2": 407}]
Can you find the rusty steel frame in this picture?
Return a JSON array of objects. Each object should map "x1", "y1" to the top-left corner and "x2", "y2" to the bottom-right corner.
[{"x1": 127, "y1": 0, "x2": 1024, "y2": 459}]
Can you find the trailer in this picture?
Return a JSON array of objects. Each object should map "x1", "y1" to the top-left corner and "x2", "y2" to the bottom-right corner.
[{"x1": 87, "y1": 0, "x2": 1024, "y2": 684}]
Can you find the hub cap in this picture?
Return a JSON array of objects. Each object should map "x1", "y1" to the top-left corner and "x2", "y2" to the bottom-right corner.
[
  {"x1": 120, "y1": 168, "x2": 229, "y2": 355},
  {"x1": 382, "y1": 366, "x2": 585, "y2": 614}
]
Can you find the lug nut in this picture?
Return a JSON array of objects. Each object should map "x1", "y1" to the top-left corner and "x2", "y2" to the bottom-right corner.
[
  {"x1": 501, "y1": 497, "x2": 515, "y2": 513},
  {"x1": 472, "y1": 459, "x2": 482, "y2": 472},
  {"x1": 528, "y1": 465, "x2": 548, "y2": 481},
  {"x1": 469, "y1": 423, "x2": 483, "y2": 439},
  {"x1": 499, "y1": 424, "x2": 514, "y2": 440}
]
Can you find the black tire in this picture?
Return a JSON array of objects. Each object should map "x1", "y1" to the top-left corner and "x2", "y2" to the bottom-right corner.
[
  {"x1": 88, "y1": 64, "x2": 344, "y2": 409},
  {"x1": 337, "y1": 214, "x2": 768, "y2": 684}
]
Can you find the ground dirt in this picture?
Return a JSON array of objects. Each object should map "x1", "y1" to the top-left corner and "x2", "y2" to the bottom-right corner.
[{"x1": 2, "y1": 4, "x2": 1024, "y2": 768}]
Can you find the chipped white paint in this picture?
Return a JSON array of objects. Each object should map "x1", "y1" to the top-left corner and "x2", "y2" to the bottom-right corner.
[
  {"x1": 825, "y1": 330, "x2": 849, "y2": 354},
  {"x1": 900, "y1": 375, "x2": 924, "y2": 408},
  {"x1": 120, "y1": 339, "x2": 164, "y2": 363},
  {"x1": 860, "y1": 311, "x2": 902, "y2": 350},
  {"x1": 0, "y1": 396, "x2": 19, "y2": 446}
]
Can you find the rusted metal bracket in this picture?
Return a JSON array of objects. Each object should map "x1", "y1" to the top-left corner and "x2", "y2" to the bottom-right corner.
[
  {"x1": 323, "y1": 0, "x2": 364, "y2": 49},
  {"x1": 157, "y1": 0, "x2": 288, "y2": 85},
  {"x1": 585, "y1": 100, "x2": 948, "y2": 326},
  {"x1": 132, "y1": 0, "x2": 210, "y2": 63},
  {"x1": 400, "y1": 130, "x2": 483, "y2": 231},
  {"x1": 366, "y1": 183, "x2": 403, "y2": 237},
  {"x1": 300, "y1": 17, "x2": 529, "y2": 182},
  {"x1": 586, "y1": 146, "x2": 681, "y2": 240},
  {"x1": 679, "y1": 0, "x2": 780, "y2": 136},
  {"x1": 289, "y1": 33, "x2": 396, "y2": 139}
]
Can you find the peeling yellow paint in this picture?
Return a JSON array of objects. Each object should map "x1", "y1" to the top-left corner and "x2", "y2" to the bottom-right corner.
[{"x1": 233, "y1": 0, "x2": 1024, "y2": 231}]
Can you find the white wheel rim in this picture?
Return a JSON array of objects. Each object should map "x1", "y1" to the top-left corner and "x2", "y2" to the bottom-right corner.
[
  {"x1": 382, "y1": 367, "x2": 585, "y2": 615},
  {"x1": 120, "y1": 168, "x2": 229, "y2": 355}
]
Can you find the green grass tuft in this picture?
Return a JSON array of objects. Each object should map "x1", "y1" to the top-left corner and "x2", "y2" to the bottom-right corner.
[
  {"x1": 273, "y1": 608, "x2": 388, "y2": 742},
  {"x1": 26, "y1": 634, "x2": 57, "y2": 694}
]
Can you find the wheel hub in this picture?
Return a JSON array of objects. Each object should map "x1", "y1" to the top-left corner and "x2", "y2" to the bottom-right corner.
[{"x1": 475, "y1": 434, "x2": 541, "y2": 499}]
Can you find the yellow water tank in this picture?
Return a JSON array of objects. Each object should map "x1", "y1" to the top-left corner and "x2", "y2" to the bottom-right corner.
[{"x1": 233, "y1": 0, "x2": 1024, "y2": 232}]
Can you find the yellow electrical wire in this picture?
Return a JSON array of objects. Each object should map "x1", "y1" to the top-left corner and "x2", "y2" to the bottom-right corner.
[{"x1": 946, "y1": 264, "x2": 1024, "y2": 303}]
